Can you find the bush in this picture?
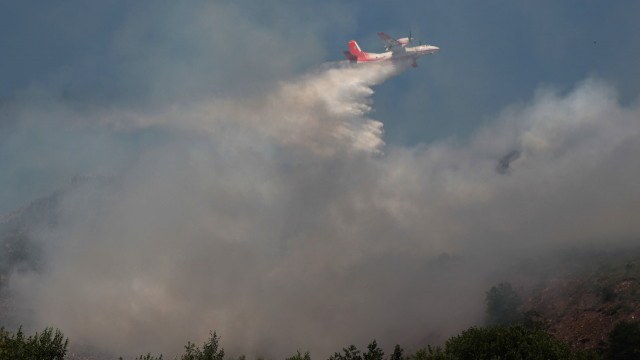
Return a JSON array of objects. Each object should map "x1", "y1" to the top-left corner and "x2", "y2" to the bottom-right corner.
[
  {"x1": 286, "y1": 350, "x2": 311, "y2": 360},
  {"x1": 443, "y1": 325, "x2": 571, "y2": 359},
  {"x1": 0, "y1": 327, "x2": 68, "y2": 360},
  {"x1": 181, "y1": 331, "x2": 224, "y2": 360},
  {"x1": 389, "y1": 344, "x2": 404, "y2": 360},
  {"x1": 328, "y1": 340, "x2": 385, "y2": 360},
  {"x1": 406, "y1": 324, "x2": 595, "y2": 359},
  {"x1": 408, "y1": 346, "x2": 448, "y2": 360},
  {"x1": 329, "y1": 344, "x2": 362, "y2": 360},
  {"x1": 131, "y1": 331, "x2": 224, "y2": 360},
  {"x1": 133, "y1": 354, "x2": 164, "y2": 360},
  {"x1": 363, "y1": 340, "x2": 383, "y2": 360}
]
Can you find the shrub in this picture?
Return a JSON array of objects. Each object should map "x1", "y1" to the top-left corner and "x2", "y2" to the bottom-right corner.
[
  {"x1": 181, "y1": 331, "x2": 224, "y2": 360},
  {"x1": 329, "y1": 344, "x2": 361, "y2": 360},
  {"x1": 363, "y1": 340, "x2": 383, "y2": 360},
  {"x1": 0, "y1": 327, "x2": 68, "y2": 360},
  {"x1": 408, "y1": 346, "x2": 448, "y2": 360},
  {"x1": 443, "y1": 325, "x2": 571, "y2": 359},
  {"x1": 328, "y1": 340, "x2": 386, "y2": 360},
  {"x1": 389, "y1": 344, "x2": 404, "y2": 360},
  {"x1": 132, "y1": 354, "x2": 164, "y2": 360},
  {"x1": 286, "y1": 350, "x2": 311, "y2": 360}
]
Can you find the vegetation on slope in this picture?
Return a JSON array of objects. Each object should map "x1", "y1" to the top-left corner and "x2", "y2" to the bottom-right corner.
[
  {"x1": 4, "y1": 321, "x2": 640, "y2": 360},
  {"x1": 0, "y1": 327, "x2": 68, "y2": 360}
]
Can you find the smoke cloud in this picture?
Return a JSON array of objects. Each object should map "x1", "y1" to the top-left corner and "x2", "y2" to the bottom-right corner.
[{"x1": 4, "y1": 60, "x2": 640, "y2": 359}]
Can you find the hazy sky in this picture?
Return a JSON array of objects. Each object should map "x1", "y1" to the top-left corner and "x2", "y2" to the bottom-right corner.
[
  {"x1": 2, "y1": 2, "x2": 640, "y2": 358},
  {"x1": 2, "y1": 1, "x2": 639, "y2": 211}
]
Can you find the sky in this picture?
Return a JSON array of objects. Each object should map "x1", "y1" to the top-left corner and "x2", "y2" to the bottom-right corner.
[
  {"x1": 1, "y1": 1, "x2": 639, "y2": 211},
  {"x1": 1, "y1": 1, "x2": 640, "y2": 358}
]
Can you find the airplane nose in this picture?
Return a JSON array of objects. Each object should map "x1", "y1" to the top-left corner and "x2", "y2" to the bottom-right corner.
[{"x1": 432, "y1": 46, "x2": 440, "y2": 51}]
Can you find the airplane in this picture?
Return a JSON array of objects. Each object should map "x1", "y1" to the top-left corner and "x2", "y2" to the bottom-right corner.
[{"x1": 344, "y1": 31, "x2": 439, "y2": 68}]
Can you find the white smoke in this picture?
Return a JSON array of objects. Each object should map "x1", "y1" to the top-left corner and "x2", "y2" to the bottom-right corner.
[
  {"x1": 6, "y1": 62, "x2": 640, "y2": 359},
  {"x1": 107, "y1": 62, "x2": 400, "y2": 155}
]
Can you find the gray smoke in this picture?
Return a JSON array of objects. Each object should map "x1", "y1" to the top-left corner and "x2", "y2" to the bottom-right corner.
[{"x1": 4, "y1": 64, "x2": 640, "y2": 359}]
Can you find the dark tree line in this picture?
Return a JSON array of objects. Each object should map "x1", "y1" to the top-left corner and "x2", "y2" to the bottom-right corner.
[
  {"x1": 2, "y1": 280, "x2": 639, "y2": 360},
  {"x1": 0, "y1": 327, "x2": 68, "y2": 360},
  {"x1": 3, "y1": 322, "x2": 639, "y2": 360}
]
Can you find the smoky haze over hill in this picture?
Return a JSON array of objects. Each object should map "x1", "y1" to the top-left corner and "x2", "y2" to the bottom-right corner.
[
  {"x1": 2, "y1": 2, "x2": 640, "y2": 359},
  {"x1": 3, "y1": 61, "x2": 640, "y2": 358}
]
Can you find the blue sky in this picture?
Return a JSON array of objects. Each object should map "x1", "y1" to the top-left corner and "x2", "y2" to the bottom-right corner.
[
  {"x1": 2, "y1": 1, "x2": 638, "y2": 129},
  {"x1": 349, "y1": 1, "x2": 640, "y2": 142}
]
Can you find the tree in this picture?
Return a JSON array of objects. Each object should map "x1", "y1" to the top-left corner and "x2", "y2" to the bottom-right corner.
[
  {"x1": 363, "y1": 340, "x2": 383, "y2": 360},
  {"x1": 404, "y1": 324, "x2": 594, "y2": 359},
  {"x1": 408, "y1": 346, "x2": 448, "y2": 360},
  {"x1": 389, "y1": 344, "x2": 404, "y2": 360},
  {"x1": 133, "y1": 354, "x2": 163, "y2": 360},
  {"x1": 485, "y1": 282, "x2": 523, "y2": 325},
  {"x1": 0, "y1": 327, "x2": 68, "y2": 360},
  {"x1": 329, "y1": 345, "x2": 362, "y2": 360},
  {"x1": 286, "y1": 350, "x2": 311, "y2": 360},
  {"x1": 180, "y1": 331, "x2": 225, "y2": 360},
  {"x1": 443, "y1": 325, "x2": 571, "y2": 359}
]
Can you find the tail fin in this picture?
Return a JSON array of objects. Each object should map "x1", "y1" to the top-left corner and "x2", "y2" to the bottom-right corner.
[
  {"x1": 348, "y1": 40, "x2": 369, "y2": 61},
  {"x1": 348, "y1": 40, "x2": 362, "y2": 57}
]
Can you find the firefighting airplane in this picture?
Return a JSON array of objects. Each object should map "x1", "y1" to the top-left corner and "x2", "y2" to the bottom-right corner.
[{"x1": 344, "y1": 32, "x2": 439, "y2": 67}]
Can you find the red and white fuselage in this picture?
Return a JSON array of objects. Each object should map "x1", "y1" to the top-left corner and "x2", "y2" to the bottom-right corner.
[{"x1": 344, "y1": 32, "x2": 439, "y2": 68}]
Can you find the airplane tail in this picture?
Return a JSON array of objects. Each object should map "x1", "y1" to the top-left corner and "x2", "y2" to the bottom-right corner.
[
  {"x1": 348, "y1": 40, "x2": 362, "y2": 56},
  {"x1": 348, "y1": 40, "x2": 369, "y2": 61}
]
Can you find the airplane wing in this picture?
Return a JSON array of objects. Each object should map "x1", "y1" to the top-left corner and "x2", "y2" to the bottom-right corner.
[{"x1": 377, "y1": 32, "x2": 401, "y2": 48}]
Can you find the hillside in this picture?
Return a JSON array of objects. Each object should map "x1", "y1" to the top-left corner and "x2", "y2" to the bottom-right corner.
[
  {"x1": 522, "y1": 249, "x2": 640, "y2": 351},
  {"x1": 1, "y1": 180, "x2": 639, "y2": 357}
]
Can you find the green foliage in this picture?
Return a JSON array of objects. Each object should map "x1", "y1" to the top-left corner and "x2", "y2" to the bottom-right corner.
[
  {"x1": 409, "y1": 346, "x2": 448, "y2": 360},
  {"x1": 286, "y1": 350, "x2": 311, "y2": 360},
  {"x1": 363, "y1": 340, "x2": 383, "y2": 360},
  {"x1": 180, "y1": 331, "x2": 224, "y2": 360},
  {"x1": 406, "y1": 325, "x2": 589, "y2": 360},
  {"x1": 134, "y1": 354, "x2": 164, "y2": 360},
  {"x1": 0, "y1": 324, "x2": 606, "y2": 360},
  {"x1": 0, "y1": 327, "x2": 68, "y2": 360},
  {"x1": 389, "y1": 344, "x2": 404, "y2": 360},
  {"x1": 608, "y1": 321, "x2": 640, "y2": 359},
  {"x1": 444, "y1": 325, "x2": 571, "y2": 359},
  {"x1": 329, "y1": 344, "x2": 361, "y2": 360},
  {"x1": 328, "y1": 340, "x2": 385, "y2": 360},
  {"x1": 485, "y1": 282, "x2": 523, "y2": 325}
]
